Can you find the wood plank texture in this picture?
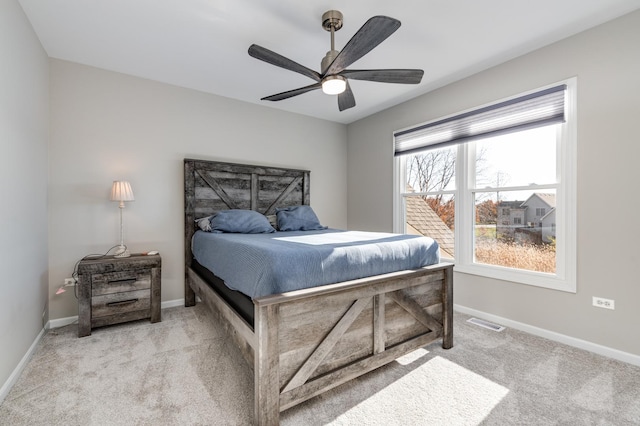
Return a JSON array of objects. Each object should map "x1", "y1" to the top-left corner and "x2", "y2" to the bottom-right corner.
[
  {"x1": 187, "y1": 267, "x2": 255, "y2": 367},
  {"x1": 255, "y1": 266, "x2": 446, "y2": 307},
  {"x1": 282, "y1": 297, "x2": 369, "y2": 393},
  {"x1": 196, "y1": 169, "x2": 240, "y2": 209},
  {"x1": 280, "y1": 330, "x2": 440, "y2": 411},
  {"x1": 91, "y1": 310, "x2": 151, "y2": 328},
  {"x1": 92, "y1": 271, "x2": 150, "y2": 296},
  {"x1": 77, "y1": 272, "x2": 92, "y2": 337},
  {"x1": 255, "y1": 304, "x2": 280, "y2": 426},
  {"x1": 373, "y1": 293, "x2": 386, "y2": 354},
  {"x1": 388, "y1": 289, "x2": 443, "y2": 334},
  {"x1": 150, "y1": 266, "x2": 161, "y2": 323},
  {"x1": 91, "y1": 289, "x2": 150, "y2": 318},
  {"x1": 184, "y1": 160, "x2": 196, "y2": 307},
  {"x1": 183, "y1": 159, "x2": 454, "y2": 425},
  {"x1": 276, "y1": 298, "x2": 371, "y2": 387},
  {"x1": 263, "y1": 176, "x2": 302, "y2": 215},
  {"x1": 77, "y1": 254, "x2": 161, "y2": 337},
  {"x1": 442, "y1": 265, "x2": 454, "y2": 349}
]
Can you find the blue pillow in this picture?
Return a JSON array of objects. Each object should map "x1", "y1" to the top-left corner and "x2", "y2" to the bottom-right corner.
[
  {"x1": 276, "y1": 205, "x2": 327, "y2": 231},
  {"x1": 203, "y1": 210, "x2": 275, "y2": 234}
]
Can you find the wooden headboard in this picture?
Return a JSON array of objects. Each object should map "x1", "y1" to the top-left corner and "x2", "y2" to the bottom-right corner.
[{"x1": 184, "y1": 159, "x2": 310, "y2": 267}]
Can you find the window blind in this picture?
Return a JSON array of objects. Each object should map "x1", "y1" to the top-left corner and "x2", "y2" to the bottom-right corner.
[{"x1": 394, "y1": 84, "x2": 566, "y2": 156}]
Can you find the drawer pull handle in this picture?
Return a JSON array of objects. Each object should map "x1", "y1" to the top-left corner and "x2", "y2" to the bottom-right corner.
[
  {"x1": 108, "y1": 279, "x2": 137, "y2": 286},
  {"x1": 106, "y1": 299, "x2": 139, "y2": 307}
]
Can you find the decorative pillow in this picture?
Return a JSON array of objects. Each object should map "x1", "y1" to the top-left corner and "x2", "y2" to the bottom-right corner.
[
  {"x1": 196, "y1": 209, "x2": 276, "y2": 234},
  {"x1": 195, "y1": 216, "x2": 213, "y2": 232},
  {"x1": 276, "y1": 205, "x2": 327, "y2": 231},
  {"x1": 208, "y1": 209, "x2": 275, "y2": 234}
]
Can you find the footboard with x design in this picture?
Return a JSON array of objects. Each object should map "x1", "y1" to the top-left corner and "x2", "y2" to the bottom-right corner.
[{"x1": 253, "y1": 262, "x2": 453, "y2": 424}]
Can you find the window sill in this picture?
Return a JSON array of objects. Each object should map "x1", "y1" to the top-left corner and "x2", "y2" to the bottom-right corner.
[{"x1": 453, "y1": 263, "x2": 576, "y2": 293}]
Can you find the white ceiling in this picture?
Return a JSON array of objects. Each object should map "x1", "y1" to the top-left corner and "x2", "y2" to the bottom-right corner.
[{"x1": 18, "y1": 0, "x2": 640, "y2": 124}]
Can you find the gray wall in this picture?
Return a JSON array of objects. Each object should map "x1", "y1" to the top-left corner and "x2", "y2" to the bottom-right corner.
[
  {"x1": 48, "y1": 60, "x2": 348, "y2": 320},
  {"x1": 0, "y1": 0, "x2": 49, "y2": 392},
  {"x1": 347, "y1": 10, "x2": 640, "y2": 356}
]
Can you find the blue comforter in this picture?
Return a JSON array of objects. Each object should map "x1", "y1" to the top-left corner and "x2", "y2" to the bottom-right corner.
[{"x1": 192, "y1": 228, "x2": 440, "y2": 299}]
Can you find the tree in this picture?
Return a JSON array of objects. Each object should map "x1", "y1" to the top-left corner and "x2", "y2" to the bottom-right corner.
[
  {"x1": 406, "y1": 146, "x2": 487, "y2": 230},
  {"x1": 476, "y1": 199, "x2": 497, "y2": 224},
  {"x1": 407, "y1": 149, "x2": 457, "y2": 229},
  {"x1": 407, "y1": 149, "x2": 456, "y2": 194},
  {"x1": 427, "y1": 197, "x2": 455, "y2": 229}
]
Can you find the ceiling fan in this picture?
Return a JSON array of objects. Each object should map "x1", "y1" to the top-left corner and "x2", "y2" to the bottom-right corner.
[{"x1": 248, "y1": 10, "x2": 424, "y2": 112}]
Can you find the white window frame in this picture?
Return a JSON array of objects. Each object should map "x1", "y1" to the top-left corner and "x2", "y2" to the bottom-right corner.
[{"x1": 393, "y1": 78, "x2": 577, "y2": 293}]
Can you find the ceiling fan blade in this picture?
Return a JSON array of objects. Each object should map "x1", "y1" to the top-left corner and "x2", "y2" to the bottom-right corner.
[
  {"x1": 324, "y1": 16, "x2": 401, "y2": 75},
  {"x1": 249, "y1": 44, "x2": 322, "y2": 82},
  {"x1": 261, "y1": 82, "x2": 322, "y2": 101},
  {"x1": 338, "y1": 81, "x2": 356, "y2": 111},
  {"x1": 340, "y1": 69, "x2": 424, "y2": 84}
]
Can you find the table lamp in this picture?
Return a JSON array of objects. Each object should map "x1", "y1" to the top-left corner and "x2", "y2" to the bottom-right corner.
[{"x1": 110, "y1": 180, "x2": 134, "y2": 258}]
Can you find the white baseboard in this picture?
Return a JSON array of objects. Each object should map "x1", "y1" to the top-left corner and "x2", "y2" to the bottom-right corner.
[
  {"x1": 455, "y1": 304, "x2": 640, "y2": 367},
  {"x1": 0, "y1": 327, "x2": 46, "y2": 404},
  {"x1": 161, "y1": 298, "x2": 185, "y2": 309},
  {"x1": 48, "y1": 315, "x2": 78, "y2": 329},
  {"x1": 47, "y1": 298, "x2": 186, "y2": 329}
]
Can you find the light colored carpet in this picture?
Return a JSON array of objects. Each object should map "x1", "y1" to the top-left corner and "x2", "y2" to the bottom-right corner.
[{"x1": 1, "y1": 303, "x2": 639, "y2": 425}]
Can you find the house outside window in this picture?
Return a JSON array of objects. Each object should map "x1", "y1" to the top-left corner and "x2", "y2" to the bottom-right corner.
[{"x1": 394, "y1": 79, "x2": 577, "y2": 292}]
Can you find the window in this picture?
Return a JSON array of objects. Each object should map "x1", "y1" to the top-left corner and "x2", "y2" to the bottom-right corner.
[{"x1": 394, "y1": 79, "x2": 576, "y2": 292}]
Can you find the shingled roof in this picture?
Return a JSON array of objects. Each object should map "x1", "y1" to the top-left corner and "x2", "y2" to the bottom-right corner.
[
  {"x1": 405, "y1": 195, "x2": 455, "y2": 258},
  {"x1": 523, "y1": 192, "x2": 556, "y2": 208}
]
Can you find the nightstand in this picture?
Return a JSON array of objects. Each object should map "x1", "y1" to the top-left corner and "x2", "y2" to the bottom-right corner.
[{"x1": 77, "y1": 254, "x2": 161, "y2": 337}]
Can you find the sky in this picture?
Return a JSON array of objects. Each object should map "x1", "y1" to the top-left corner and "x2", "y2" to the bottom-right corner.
[
  {"x1": 474, "y1": 125, "x2": 557, "y2": 201},
  {"x1": 406, "y1": 124, "x2": 558, "y2": 202}
]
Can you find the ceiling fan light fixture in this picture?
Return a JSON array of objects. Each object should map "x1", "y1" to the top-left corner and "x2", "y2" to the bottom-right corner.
[{"x1": 322, "y1": 75, "x2": 346, "y2": 95}]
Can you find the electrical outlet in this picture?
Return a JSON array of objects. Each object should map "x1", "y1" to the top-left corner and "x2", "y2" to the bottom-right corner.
[
  {"x1": 593, "y1": 297, "x2": 615, "y2": 310},
  {"x1": 64, "y1": 278, "x2": 75, "y2": 286}
]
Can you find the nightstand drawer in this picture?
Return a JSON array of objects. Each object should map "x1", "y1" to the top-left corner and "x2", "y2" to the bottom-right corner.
[
  {"x1": 91, "y1": 289, "x2": 151, "y2": 319},
  {"x1": 92, "y1": 271, "x2": 151, "y2": 296}
]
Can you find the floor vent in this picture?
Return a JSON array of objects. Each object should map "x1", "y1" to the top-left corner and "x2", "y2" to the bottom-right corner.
[{"x1": 467, "y1": 317, "x2": 506, "y2": 332}]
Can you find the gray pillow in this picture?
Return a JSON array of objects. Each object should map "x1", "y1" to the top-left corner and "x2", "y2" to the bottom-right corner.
[
  {"x1": 198, "y1": 210, "x2": 275, "y2": 234},
  {"x1": 195, "y1": 216, "x2": 213, "y2": 232},
  {"x1": 276, "y1": 205, "x2": 327, "y2": 231}
]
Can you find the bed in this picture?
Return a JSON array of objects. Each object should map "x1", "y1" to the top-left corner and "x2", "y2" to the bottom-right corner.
[{"x1": 184, "y1": 158, "x2": 453, "y2": 425}]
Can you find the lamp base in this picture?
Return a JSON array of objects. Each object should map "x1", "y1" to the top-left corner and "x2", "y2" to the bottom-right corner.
[{"x1": 114, "y1": 245, "x2": 131, "y2": 258}]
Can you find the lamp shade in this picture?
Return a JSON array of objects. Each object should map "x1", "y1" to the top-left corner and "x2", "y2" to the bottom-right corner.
[{"x1": 110, "y1": 181, "x2": 135, "y2": 202}]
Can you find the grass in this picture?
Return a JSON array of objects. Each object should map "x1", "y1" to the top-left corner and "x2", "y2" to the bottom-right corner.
[
  {"x1": 475, "y1": 238, "x2": 556, "y2": 273},
  {"x1": 475, "y1": 226, "x2": 496, "y2": 239}
]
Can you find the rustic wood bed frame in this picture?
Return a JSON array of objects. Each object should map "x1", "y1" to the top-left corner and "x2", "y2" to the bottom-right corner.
[{"x1": 184, "y1": 158, "x2": 453, "y2": 425}]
